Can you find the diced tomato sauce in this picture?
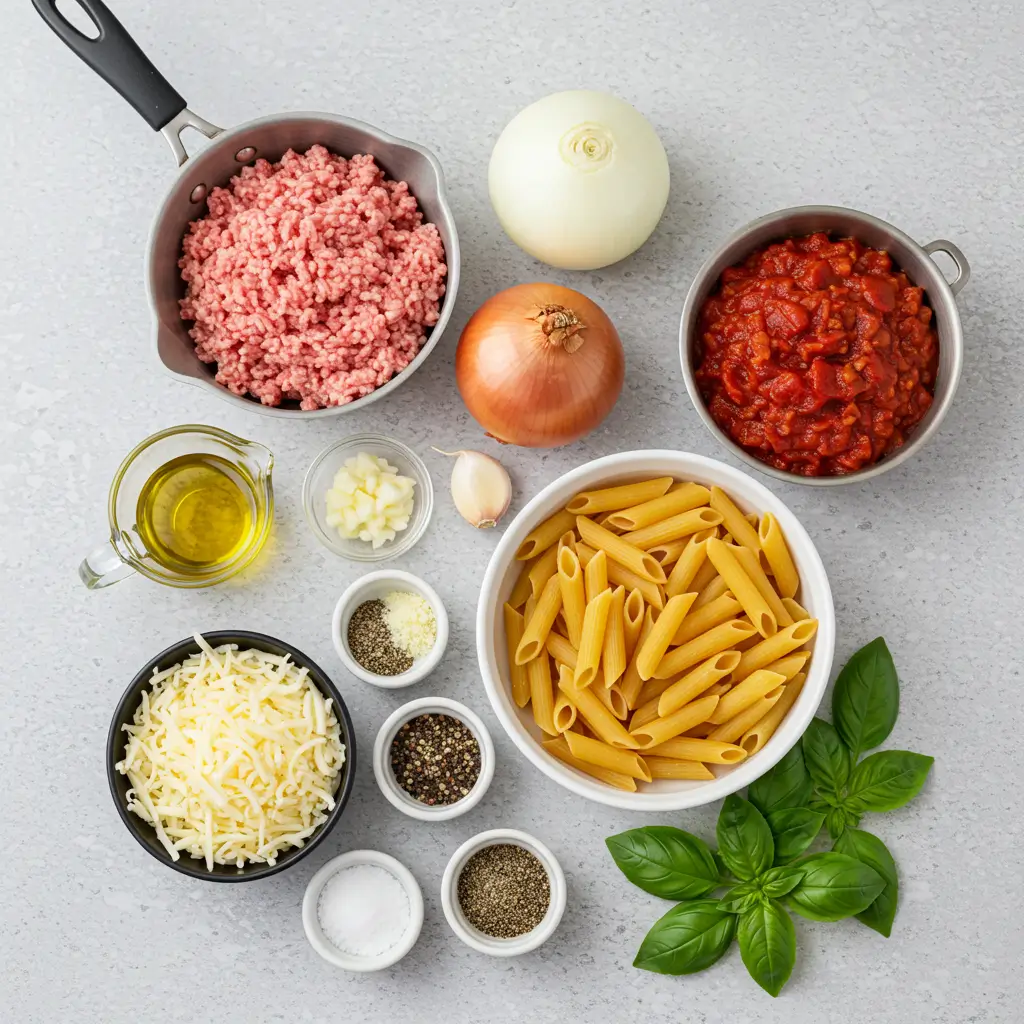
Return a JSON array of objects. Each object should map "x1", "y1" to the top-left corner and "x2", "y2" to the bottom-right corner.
[{"x1": 694, "y1": 233, "x2": 938, "y2": 476}]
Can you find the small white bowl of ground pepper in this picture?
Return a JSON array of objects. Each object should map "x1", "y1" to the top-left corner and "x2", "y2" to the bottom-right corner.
[
  {"x1": 332, "y1": 570, "x2": 449, "y2": 688},
  {"x1": 441, "y1": 829, "x2": 566, "y2": 956},
  {"x1": 373, "y1": 697, "x2": 495, "y2": 821}
]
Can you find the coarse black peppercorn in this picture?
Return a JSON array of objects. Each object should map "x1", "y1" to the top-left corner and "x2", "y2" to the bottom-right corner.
[{"x1": 389, "y1": 713, "x2": 481, "y2": 805}]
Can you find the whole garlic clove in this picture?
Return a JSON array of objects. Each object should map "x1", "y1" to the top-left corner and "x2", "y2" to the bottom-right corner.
[{"x1": 433, "y1": 448, "x2": 512, "y2": 528}]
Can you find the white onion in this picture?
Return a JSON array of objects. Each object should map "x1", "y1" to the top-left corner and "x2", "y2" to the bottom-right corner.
[{"x1": 488, "y1": 90, "x2": 670, "y2": 271}]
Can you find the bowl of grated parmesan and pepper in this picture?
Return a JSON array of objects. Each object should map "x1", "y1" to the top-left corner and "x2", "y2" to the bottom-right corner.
[{"x1": 332, "y1": 570, "x2": 449, "y2": 688}]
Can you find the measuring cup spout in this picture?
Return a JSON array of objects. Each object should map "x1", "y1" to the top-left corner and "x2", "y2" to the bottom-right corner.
[{"x1": 79, "y1": 538, "x2": 135, "y2": 590}]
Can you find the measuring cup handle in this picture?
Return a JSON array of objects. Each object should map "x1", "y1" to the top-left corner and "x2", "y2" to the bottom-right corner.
[
  {"x1": 79, "y1": 539, "x2": 135, "y2": 590},
  {"x1": 31, "y1": 0, "x2": 186, "y2": 132}
]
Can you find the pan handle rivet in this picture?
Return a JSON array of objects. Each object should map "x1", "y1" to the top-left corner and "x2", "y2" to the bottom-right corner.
[
  {"x1": 189, "y1": 184, "x2": 208, "y2": 204},
  {"x1": 235, "y1": 146, "x2": 257, "y2": 163}
]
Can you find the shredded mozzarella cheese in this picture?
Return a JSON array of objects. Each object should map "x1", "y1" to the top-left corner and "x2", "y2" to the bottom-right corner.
[
  {"x1": 116, "y1": 634, "x2": 346, "y2": 870},
  {"x1": 325, "y1": 451, "x2": 416, "y2": 548}
]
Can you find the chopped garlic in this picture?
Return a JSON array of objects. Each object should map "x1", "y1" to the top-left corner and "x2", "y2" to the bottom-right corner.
[{"x1": 325, "y1": 452, "x2": 416, "y2": 549}]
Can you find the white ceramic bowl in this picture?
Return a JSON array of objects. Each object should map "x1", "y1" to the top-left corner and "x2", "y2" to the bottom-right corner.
[
  {"x1": 476, "y1": 450, "x2": 836, "y2": 811},
  {"x1": 373, "y1": 697, "x2": 495, "y2": 821},
  {"x1": 302, "y1": 849, "x2": 424, "y2": 971},
  {"x1": 303, "y1": 434, "x2": 434, "y2": 562},
  {"x1": 441, "y1": 829, "x2": 566, "y2": 956},
  {"x1": 332, "y1": 570, "x2": 449, "y2": 688}
]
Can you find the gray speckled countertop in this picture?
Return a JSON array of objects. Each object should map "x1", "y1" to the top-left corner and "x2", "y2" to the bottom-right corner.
[{"x1": 3, "y1": 0, "x2": 1022, "y2": 1021}]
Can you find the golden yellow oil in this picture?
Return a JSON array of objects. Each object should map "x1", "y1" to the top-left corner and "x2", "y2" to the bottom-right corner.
[{"x1": 136, "y1": 453, "x2": 255, "y2": 573}]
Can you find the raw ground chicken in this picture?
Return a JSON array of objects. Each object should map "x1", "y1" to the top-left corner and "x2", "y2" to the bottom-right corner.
[{"x1": 179, "y1": 146, "x2": 447, "y2": 410}]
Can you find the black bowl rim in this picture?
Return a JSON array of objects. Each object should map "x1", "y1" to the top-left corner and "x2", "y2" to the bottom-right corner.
[{"x1": 106, "y1": 630, "x2": 357, "y2": 882}]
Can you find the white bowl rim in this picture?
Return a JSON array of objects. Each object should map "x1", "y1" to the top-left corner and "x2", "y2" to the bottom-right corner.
[
  {"x1": 475, "y1": 449, "x2": 836, "y2": 811},
  {"x1": 440, "y1": 828, "x2": 567, "y2": 956},
  {"x1": 332, "y1": 569, "x2": 449, "y2": 688},
  {"x1": 372, "y1": 696, "x2": 496, "y2": 821},
  {"x1": 301, "y1": 848, "x2": 424, "y2": 971}
]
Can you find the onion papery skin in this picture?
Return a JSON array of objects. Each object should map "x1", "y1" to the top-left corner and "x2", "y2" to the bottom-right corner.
[{"x1": 455, "y1": 283, "x2": 625, "y2": 448}]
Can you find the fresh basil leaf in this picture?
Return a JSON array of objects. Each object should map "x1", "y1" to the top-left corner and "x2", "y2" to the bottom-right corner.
[
  {"x1": 748, "y1": 745, "x2": 812, "y2": 817},
  {"x1": 737, "y1": 900, "x2": 796, "y2": 997},
  {"x1": 832, "y1": 637, "x2": 899, "y2": 757},
  {"x1": 826, "y1": 806, "x2": 848, "y2": 841},
  {"x1": 717, "y1": 795, "x2": 774, "y2": 881},
  {"x1": 766, "y1": 807, "x2": 825, "y2": 864},
  {"x1": 606, "y1": 826, "x2": 719, "y2": 899},
  {"x1": 758, "y1": 865, "x2": 804, "y2": 899},
  {"x1": 808, "y1": 795, "x2": 834, "y2": 812},
  {"x1": 786, "y1": 852, "x2": 885, "y2": 922},
  {"x1": 802, "y1": 717, "x2": 851, "y2": 796},
  {"x1": 834, "y1": 828, "x2": 899, "y2": 937},
  {"x1": 633, "y1": 899, "x2": 737, "y2": 975},
  {"x1": 712, "y1": 851, "x2": 733, "y2": 884},
  {"x1": 718, "y1": 880, "x2": 761, "y2": 914},
  {"x1": 845, "y1": 751, "x2": 934, "y2": 813}
]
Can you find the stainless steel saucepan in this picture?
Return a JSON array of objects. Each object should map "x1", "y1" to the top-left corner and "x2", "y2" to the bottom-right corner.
[{"x1": 33, "y1": 0, "x2": 460, "y2": 419}]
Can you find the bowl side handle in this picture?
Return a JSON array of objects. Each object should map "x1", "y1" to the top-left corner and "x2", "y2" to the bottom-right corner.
[{"x1": 923, "y1": 239, "x2": 970, "y2": 296}]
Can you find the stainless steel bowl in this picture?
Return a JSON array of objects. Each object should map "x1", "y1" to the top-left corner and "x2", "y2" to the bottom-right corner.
[{"x1": 679, "y1": 205, "x2": 970, "y2": 485}]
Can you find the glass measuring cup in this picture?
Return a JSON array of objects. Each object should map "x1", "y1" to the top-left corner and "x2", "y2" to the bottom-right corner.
[{"x1": 79, "y1": 425, "x2": 274, "y2": 590}]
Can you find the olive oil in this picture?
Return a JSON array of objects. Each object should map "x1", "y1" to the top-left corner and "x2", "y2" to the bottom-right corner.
[{"x1": 136, "y1": 453, "x2": 254, "y2": 573}]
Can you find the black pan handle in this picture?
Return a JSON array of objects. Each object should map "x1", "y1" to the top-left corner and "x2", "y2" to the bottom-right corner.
[{"x1": 32, "y1": 0, "x2": 186, "y2": 131}]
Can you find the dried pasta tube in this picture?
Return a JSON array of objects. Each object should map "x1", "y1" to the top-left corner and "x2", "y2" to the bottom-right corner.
[
  {"x1": 648, "y1": 538, "x2": 688, "y2": 566},
  {"x1": 557, "y1": 545, "x2": 586, "y2": 649},
  {"x1": 673, "y1": 592, "x2": 742, "y2": 645},
  {"x1": 543, "y1": 736, "x2": 637, "y2": 791},
  {"x1": 732, "y1": 544, "x2": 793, "y2": 628},
  {"x1": 503, "y1": 603, "x2": 531, "y2": 708},
  {"x1": 758, "y1": 513, "x2": 799, "y2": 598},
  {"x1": 623, "y1": 588, "x2": 645, "y2": 661},
  {"x1": 583, "y1": 547, "x2": 609, "y2": 604},
  {"x1": 644, "y1": 757, "x2": 715, "y2": 781},
  {"x1": 654, "y1": 619, "x2": 758, "y2": 680},
  {"x1": 709, "y1": 486, "x2": 760, "y2": 551},
  {"x1": 556, "y1": 665, "x2": 638, "y2": 748},
  {"x1": 621, "y1": 507, "x2": 723, "y2": 551},
  {"x1": 630, "y1": 693, "x2": 720, "y2": 749},
  {"x1": 619, "y1": 608, "x2": 656, "y2": 709},
  {"x1": 576, "y1": 516, "x2": 667, "y2": 584},
  {"x1": 602, "y1": 586, "x2": 627, "y2": 686},
  {"x1": 517, "y1": 509, "x2": 578, "y2": 560},
  {"x1": 644, "y1": 736, "x2": 746, "y2": 764},
  {"x1": 763, "y1": 651, "x2": 809, "y2": 682},
  {"x1": 528, "y1": 544, "x2": 560, "y2": 599},
  {"x1": 516, "y1": 574, "x2": 564, "y2": 664},
  {"x1": 564, "y1": 731, "x2": 652, "y2": 781},
  {"x1": 782, "y1": 597, "x2": 810, "y2": 622},
  {"x1": 708, "y1": 669, "x2": 786, "y2": 724},
  {"x1": 734, "y1": 620, "x2": 818, "y2": 681},
  {"x1": 553, "y1": 692, "x2": 577, "y2": 733},
  {"x1": 636, "y1": 593, "x2": 698, "y2": 681},
  {"x1": 604, "y1": 483, "x2": 711, "y2": 531},
  {"x1": 565, "y1": 477, "x2": 673, "y2": 515},
  {"x1": 740, "y1": 673, "x2": 805, "y2": 754},
  {"x1": 707, "y1": 538, "x2": 777, "y2": 638},
  {"x1": 707, "y1": 687, "x2": 785, "y2": 743},
  {"x1": 574, "y1": 588, "x2": 613, "y2": 689},
  {"x1": 508, "y1": 562, "x2": 533, "y2": 609},
  {"x1": 665, "y1": 535, "x2": 711, "y2": 599},
  {"x1": 528, "y1": 653, "x2": 557, "y2": 735},
  {"x1": 546, "y1": 632, "x2": 578, "y2": 669},
  {"x1": 658, "y1": 650, "x2": 742, "y2": 717}
]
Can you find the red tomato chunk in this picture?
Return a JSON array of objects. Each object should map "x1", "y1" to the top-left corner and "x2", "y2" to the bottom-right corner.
[{"x1": 694, "y1": 233, "x2": 938, "y2": 476}]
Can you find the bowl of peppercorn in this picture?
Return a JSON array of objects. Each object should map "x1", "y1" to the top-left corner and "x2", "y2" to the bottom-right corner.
[
  {"x1": 332, "y1": 570, "x2": 449, "y2": 688},
  {"x1": 372, "y1": 697, "x2": 495, "y2": 821}
]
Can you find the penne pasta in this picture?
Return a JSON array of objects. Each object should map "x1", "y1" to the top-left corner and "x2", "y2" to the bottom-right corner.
[
  {"x1": 623, "y1": 588, "x2": 645, "y2": 660},
  {"x1": 644, "y1": 757, "x2": 715, "y2": 781},
  {"x1": 629, "y1": 692, "x2": 666, "y2": 731},
  {"x1": 528, "y1": 543, "x2": 560, "y2": 600},
  {"x1": 556, "y1": 665, "x2": 638, "y2": 748},
  {"x1": 685, "y1": 721, "x2": 719, "y2": 738},
  {"x1": 740, "y1": 673, "x2": 806, "y2": 754},
  {"x1": 636, "y1": 592, "x2": 697, "y2": 680},
  {"x1": 782, "y1": 596, "x2": 810, "y2": 622},
  {"x1": 621, "y1": 507, "x2": 723, "y2": 551},
  {"x1": 709, "y1": 486, "x2": 760, "y2": 551},
  {"x1": 504, "y1": 603, "x2": 531, "y2": 708},
  {"x1": 707, "y1": 538, "x2": 777, "y2": 637},
  {"x1": 654, "y1": 619, "x2": 758, "y2": 679},
  {"x1": 508, "y1": 562, "x2": 533, "y2": 610},
  {"x1": 764, "y1": 651, "x2": 810, "y2": 682},
  {"x1": 734, "y1": 619, "x2": 819, "y2": 681},
  {"x1": 732, "y1": 543, "x2": 794, "y2": 628},
  {"x1": 575, "y1": 588, "x2": 614, "y2": 688},
  {"x1": 517, "y1": 509, "x2": 578, "y2": 560},
  {"x1": 577, "y1": 515, "x2": 667, "y2": 584},
  {"x1": 690, "y1": 563, "x2": 724, "y2": 605},
  {"x1": 648, "y1": 537, "x2": 689, "y2": 567},
  {"x1": 707, "y1": 687, "x2": 785, "y2": 744},
  {"x1": 758, "y1": 512, "x2": 799, "y2": 599},
  {"x1": 619, "y1": 607, "x2": 656, "y2": 709},
  {"x1": 665, "y1": 535, "x2": 711, "y2": 599},
  {"x1": 564, "y1": 731, "x2": 652, "y2": 781},
  {"x1": 708, "y1": 669, "x2": 786, "y2": 723},
  {"x1": 630, "y1": 693, "x2": 720, "y2": 749},
  {"x1": 516, "y1": 574, "x2": 564, "y2": 664},
  {"x1": 577, "y1": 542, "x2": 664, "y2": 610},
  {"x1": 658, "y1": 650, "x2": 742, "y2": 717},
  {"x1": 557, "y1": 529, "x2": 577, "y2": 554},
  {"x1": 557, "y1": 545, "x2": 587, "y2": 648},
  {"x1": 553, "y1": 692, "x2": 577, "y2": 733},
  {"x1": 645, "y1": 736, "x2": 747, "y2": 764},
  {"x1": 603, "y1": 483, "x2": 711, "y2": 532},
  {"x1": 565, "y1": 477, "x2": 673, "y2": 516},
  {"x1": 546, "y1": 632, "x2": 578, "y2": 669},
  {"x1": 602, "y1": 586, "x2": 627, "y2": 686},
  {"x1": 583, "y1": 546, "x2": 608, "y2": 604},
  {"x1": 543, "y1": 737, "x2": 637, "y2": 791},
  {"x1": 528, "y1": 652, "x2": 557, "y2": 735},
  {"x1": 673, "y1": 592, "x2": 742, "y2": 645}
]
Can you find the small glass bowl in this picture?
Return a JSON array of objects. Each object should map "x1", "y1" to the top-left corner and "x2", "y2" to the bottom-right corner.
[{"x1": 303, "y1": 434, "x2": 434, "y2": 562}]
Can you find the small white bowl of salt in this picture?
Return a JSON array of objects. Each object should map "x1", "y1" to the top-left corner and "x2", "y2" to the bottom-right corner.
[{"x1": 302, "y1": 850, "x2": 424, "y2": 971}]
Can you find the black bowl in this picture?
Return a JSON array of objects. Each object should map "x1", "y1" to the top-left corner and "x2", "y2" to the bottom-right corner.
[{"x1": 106, "y1": 630, "x2": 356, "y2": 882}]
